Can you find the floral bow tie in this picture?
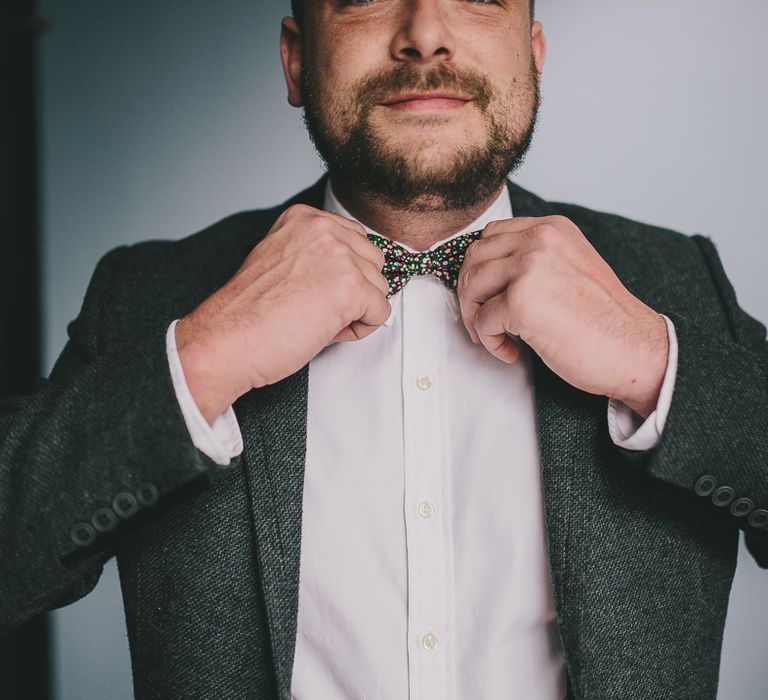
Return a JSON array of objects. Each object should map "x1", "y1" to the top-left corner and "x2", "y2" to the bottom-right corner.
[{"x1": 367, "y1": 230, "x2": 482, "y2": 298}]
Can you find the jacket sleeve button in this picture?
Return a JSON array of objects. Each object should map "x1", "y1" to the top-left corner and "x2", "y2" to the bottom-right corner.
[
  {"x1": 711, "y1": 486, "x2": 735, "y2": 507},
  {"x1": 730, "y1": 497, "x2": 754, "y2": 518},
  {"x1": 747, "y1": 509, "x2": 768, "y2": 529},
  {"x1": 91, "y1": 507, "x2": 118, "y2": 533},
  {"x1": 70, "y1": 522, "x2": 96, "y2": 547},
  {"x1": 693, "y1": 475, "x2": 717, "y2": 497},
  {"x1": 112, "y1": 492, "x2": 139, "y2": 518},
  {"x1": 135, "y1": 483, "x2": 159, "y2": 508}
]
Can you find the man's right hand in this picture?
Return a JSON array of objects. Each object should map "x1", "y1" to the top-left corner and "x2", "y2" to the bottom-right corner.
[{"x1": 175, "y1": 204, "x2": 391, "y2": 423}]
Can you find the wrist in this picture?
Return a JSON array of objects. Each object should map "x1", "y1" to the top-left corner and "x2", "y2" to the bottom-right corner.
[
  {"x1": 611, "y1": 311, "x2": 669, "y2": 420},
  {"x1": 176, "y1": 316, "x2": 250, "y2": 424}
]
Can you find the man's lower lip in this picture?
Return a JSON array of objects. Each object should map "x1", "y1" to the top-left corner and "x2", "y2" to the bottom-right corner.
[{"x1": 382, "y1": 98, "x2": 470, "y2": 111}]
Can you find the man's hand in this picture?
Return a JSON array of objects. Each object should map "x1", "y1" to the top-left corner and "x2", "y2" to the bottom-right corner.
[
  {"x1": 176, "y1": 205, "x2": 390, "y2": 423},
  {"x1": 457, "y1": 215, "x2": 669, "y2": 419}
]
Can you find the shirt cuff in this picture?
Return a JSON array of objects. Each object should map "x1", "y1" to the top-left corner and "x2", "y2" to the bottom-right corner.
[
  {"x1": 607, "y1": 314, "x2": 678, "y2": 451},
  {"x1": 166, "y1": 319, "x2": 244, "y2": 465}
]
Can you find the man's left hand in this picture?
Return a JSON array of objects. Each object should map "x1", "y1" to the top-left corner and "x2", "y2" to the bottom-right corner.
[{"x1": 457, "y1": 216, "x2": 669, "y2": 419}]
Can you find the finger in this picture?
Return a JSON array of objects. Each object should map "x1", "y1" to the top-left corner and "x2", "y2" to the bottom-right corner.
[
  {"x1": 284, "y1": 204, "x2": 368, "y2": 238},
  {"x1": 331, "y1": 220, "x2": 387, "y2": 271},
  {"x1": 331, "y1": 256, "x2": 391, "y2": 344},
  {"x1": 307, "y1": 209, "x2": 371, "y2": 245},
  {"x1": 458, "y1": 255, "x2": 517, "y2": 343},
  {"x1": 333, "y1": 276, "x2": 392, "y2": 342},
  {"x1": 463, "y1": 225, "x2": 528, "y2": 273},
  {"x1": 305, "y1": 207, "x2": 368, "y2": 236},
  {"x1": 293, "y1": 207, "x2": 385, "y2": 269},
  {"x1": 355, "y1": 262, "x2": 392, "y2": 329},
  {"x1": 332, "y1": 320, "x2": 380, "y2": 343},
  {"x1": 353, "y1": 255, "x2": 391, "y2": 298},
  {"x1": 472, "y1": 292, "x2": 521, "y2": 364},
  {"x1": 481, "y1": 216, "x2": 545, "y2": 238}
]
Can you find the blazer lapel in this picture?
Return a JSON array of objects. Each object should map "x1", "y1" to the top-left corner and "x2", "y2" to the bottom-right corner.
[
  {"x1": 235, "y1": 176, "x2": 327, "y2": 697},
  {"x1": 236, "y1": 369, "x2": 310, "y2": 698},
  {"x1": 506, "y1": 180, "x2": 596, "y2": 677}
]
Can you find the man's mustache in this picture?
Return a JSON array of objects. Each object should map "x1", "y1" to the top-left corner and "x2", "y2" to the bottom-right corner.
[{"x1": 354, "y1": 62, "x2": 494, "y2": 111}]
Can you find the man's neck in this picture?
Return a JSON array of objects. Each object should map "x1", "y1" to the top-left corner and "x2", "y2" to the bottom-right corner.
[{"x1": 330, "y1": 177, "x2": 507, "y2": 253}]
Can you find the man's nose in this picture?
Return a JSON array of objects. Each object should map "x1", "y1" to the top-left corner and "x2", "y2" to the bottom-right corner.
[{"x1": 390, "y1": 0, "x2": 456, "y2": 63}]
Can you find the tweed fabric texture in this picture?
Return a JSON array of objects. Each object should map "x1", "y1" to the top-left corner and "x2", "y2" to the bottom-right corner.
[{"x1": 1, "y1": 174, "x2": 766, "y2": 699}]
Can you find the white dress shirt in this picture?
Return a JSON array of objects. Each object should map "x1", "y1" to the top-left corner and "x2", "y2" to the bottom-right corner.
[{"x1": 165, "y1": 182, "x2": 678, "y2": 699}]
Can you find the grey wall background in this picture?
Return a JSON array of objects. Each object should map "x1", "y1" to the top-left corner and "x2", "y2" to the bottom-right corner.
[{"x1": 38, "y1": 1, "x2": 767, "y2": 698}]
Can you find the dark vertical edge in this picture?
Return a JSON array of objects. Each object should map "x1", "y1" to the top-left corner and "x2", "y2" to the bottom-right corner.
[{"x1": 0, "y1": 1, "x2": 51, "y2": 698}]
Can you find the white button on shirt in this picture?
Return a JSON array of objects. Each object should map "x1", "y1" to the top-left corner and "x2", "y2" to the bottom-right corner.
[{"x1": 166, "y1": 181, "x2": 679, "y2": 699}]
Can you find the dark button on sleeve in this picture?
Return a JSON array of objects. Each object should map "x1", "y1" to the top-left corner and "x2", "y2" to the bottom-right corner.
[
  {"x1": 711, "y1": 486, "x2": 735, "y2": 507},
  {"x1": 694, "y1": 475, "x2": 717, "y2": 497},
  {"x1": 112, "y1": 492, "x2": 139, "y2": 518},
  {"x1": 730, "y1": 498, "x2": 754, "y2": 518},
  {"x1": 70, "y1": 522, "x2": 96, "y2": 547},
  {"x1": 748, "y1": 509, "x2": 768, "y2": 529},
  {"x1": 91, "y1": 507, "x2": 118, "y2": 533},
  {"x1": 136, "y1": 483, "x2": 159, "y2": 508}
]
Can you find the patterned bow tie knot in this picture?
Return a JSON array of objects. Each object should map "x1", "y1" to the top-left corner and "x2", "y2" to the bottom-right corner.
[{"x1": 367, "y1": 230, "x2": 482, "y2": 298}]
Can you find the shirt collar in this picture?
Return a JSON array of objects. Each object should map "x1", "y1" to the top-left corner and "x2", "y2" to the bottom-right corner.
[{"x1": 323, "y1": 179, "x2": 513, "y2": 328}]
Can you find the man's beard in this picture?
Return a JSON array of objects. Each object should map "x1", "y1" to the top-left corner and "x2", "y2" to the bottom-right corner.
[{"x1": 300, "y1": 57, "x2": 540, "y2": 212}]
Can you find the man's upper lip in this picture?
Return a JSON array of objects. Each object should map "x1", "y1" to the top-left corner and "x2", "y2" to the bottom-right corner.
[{"x1": 379, "y1": 92, "x2": 471, "y2": 105}]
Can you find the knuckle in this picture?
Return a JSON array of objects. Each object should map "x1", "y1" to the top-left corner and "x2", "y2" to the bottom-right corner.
[
  {"x1": 531, "y1": 222, "x2": 560, "y2": 248},
  {"x1": 372, "y1": 245, "x2": 386, "y2": 266},
  {"x1": 519, "y1": 248, "x2": 546, "y2": 273},
  {"x1": 458, "y1": 264, "x2": 473, "y2": 291},
  {"x1": 318, "y1": 229, "x2": 345, "y2": 254},
  {"x1": 506, "y1": 280, "x2": 529, "y2": 315},
  {"x1": 484, "y1": 220, "x2": 502, "y2": 235},
  {"x1": 549, "y1": 214, "x2": 576, "y2": 231},
  {"x1": 338, "y1": 267, "x2": 365, "y2": 295},
  {"x1": 530, "y1": 222, "x2": 557, "y2": 246},
  {"x1": 463, "y1": 239, "x2": 479, "y2": 264},
  {"x1": 283, "y1": 203, "x2": 313, "y2": 220}
]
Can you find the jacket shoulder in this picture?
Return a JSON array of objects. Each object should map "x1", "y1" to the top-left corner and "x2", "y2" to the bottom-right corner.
[
  {"x1": 507, "y1": 181, "x2": 732, "y2": 325},
  {"x1": 553, "y1": 199, "x2": 697, "y2": 253},
  {"x1": 77, "y1": 205, "x2": 286, "y2": 348},
  {"x1": 509, "y1": 181, "x2": 695, "y2": 251},
  {"x1": 100, "y1": 175, "x2": 329, "y2": 286}
]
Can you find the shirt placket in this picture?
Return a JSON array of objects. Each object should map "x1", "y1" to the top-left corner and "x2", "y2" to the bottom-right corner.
[{"x1": 401, "y1": 281, "x2": 449, "y2": 700}]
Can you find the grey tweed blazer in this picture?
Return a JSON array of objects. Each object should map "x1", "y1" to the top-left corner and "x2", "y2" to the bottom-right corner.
[{"x1": 2, "y1": 174, "x2": 767, "y2": 699}]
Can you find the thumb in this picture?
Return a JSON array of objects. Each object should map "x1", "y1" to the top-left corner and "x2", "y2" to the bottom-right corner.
[
  {"x1": 330, "y1": 321, "x2": 380, "y2": 343},
  {"x1": 473, "y1": 314, "x2": 520, "y2": 364}
]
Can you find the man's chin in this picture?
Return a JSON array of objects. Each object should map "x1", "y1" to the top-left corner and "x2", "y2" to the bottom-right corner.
[
  {"x1": 371, "y1": 111, "x2": 483, "y2": 143},
  {"x1": 356, "y1": 166, "x2": 499, "y2": 212},
  {"x1": 369, "y1": 131, "x2": 491, "y2": 176},
  {"x1": 382, "y1": 152, "x2": 479, "y2": 179}
]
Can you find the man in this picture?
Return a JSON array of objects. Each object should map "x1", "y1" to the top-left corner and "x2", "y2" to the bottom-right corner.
[{"x1": 2, "y1": 0, "x2": 766, "y2": 698}]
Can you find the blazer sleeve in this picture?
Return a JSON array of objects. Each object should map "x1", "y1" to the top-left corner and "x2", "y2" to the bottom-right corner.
[
  {"x1": 0, "y1": 246, "x2": 238, "y2": 635},
  {"x1": 616, "y1": 234, "x2": 768, "y2": 568}
]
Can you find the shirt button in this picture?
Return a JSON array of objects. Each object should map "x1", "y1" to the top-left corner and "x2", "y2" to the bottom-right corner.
[
  {"x1": 416, "y1": 375, "x2": 432, "y2": 391},
  {"x1": 418, "y1": 501, "x2": 434, "y2": 519},
  {"x1": 422, "y1": 632, "x2": 438, "y2": 651}
]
